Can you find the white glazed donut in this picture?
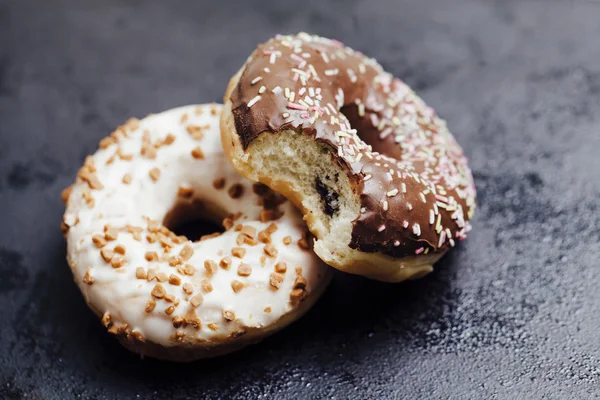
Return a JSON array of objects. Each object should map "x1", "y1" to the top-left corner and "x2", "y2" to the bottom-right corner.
[{"x1": 62, "y1": 104, "x2": 331, "y2": 362}]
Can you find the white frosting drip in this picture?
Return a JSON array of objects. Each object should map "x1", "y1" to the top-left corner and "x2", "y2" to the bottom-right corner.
[{"x1": 64, "y1": 104, "x2": 329, "y2": 347}]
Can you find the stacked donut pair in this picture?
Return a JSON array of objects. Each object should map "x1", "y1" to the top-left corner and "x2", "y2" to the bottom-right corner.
[{"x1": 62, "y1": 33, "x2": 476, "y2": 361}]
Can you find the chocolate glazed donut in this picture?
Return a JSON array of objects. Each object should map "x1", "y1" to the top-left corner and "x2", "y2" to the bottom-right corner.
[{"x1": 221, "y1": 33, "x2": 476, "y2": 282}]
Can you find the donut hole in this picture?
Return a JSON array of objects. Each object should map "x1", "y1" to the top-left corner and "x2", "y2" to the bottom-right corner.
[{"x1": 163, "y1": 199, "x2": 225, "y2": 242}]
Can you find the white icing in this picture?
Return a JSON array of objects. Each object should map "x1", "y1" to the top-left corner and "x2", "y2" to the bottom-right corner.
[{"x1": 64, "y1": 104, "x2": 329, "y2": 347}]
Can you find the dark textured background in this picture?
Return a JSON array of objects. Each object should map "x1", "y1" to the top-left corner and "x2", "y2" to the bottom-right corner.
[{"x1": 1, "y1": 0, "x2": 599, "y2": 399}]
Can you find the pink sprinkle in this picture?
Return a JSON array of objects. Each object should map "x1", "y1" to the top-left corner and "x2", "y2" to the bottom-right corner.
[
  {"x1": 435, "y1": 194, "x2": 449, "y2": 203},
  {"x1": 415, "y1": 247, "x2": 425, "y2": 255},
  {"x1": 300, "y1": 113, "x2": 310, "y2": 118},
  {"x1": 378, "y1": 225, "x2": 386, "y2": 232},
  {"x1": 263, "y1": 50, "x2": 275, "y2": 55},
  {"x1": 291, "y1": 53, "x2": 304, "y2": 63},
  {"x1": 287, "y1": 102, "x2": 308, "y2": 111}
]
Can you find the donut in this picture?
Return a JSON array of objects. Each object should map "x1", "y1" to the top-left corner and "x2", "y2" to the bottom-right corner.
[
  {"x1": 221, "y1": 33, "x2": 476, "y2": 282},
  {"x1": 61, "y1": 104, "x2": 331, "y2": 361}
]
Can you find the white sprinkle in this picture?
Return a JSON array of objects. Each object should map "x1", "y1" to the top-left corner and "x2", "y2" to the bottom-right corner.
[
  {"x1": 412, "y1": 223, "x2": 421, "y2": 236},
  {"x1": 282, "y1": 112, "x2": 290, "y2": 118},
  {"x1": 420, "y1": 192, "x2": 427, "y2": 203},
  {"x1": 298, "y1": 87, "x2": 306, "y2": 96},
  {"x1": 358, "y1": 103, "x2": 365, "y2": 117},
  {"x1": 247, "y1": 95, "x2": 261, "y2": 108},
  {"x1": 387, "y1": 189, "x2": 399, "y2": 197},
  {"x1": 407, "y1": 203, "x2": 413, "y2": 210},
  {"x1": 309, "y1": 87, "x2": 315, "y2": 97},
  {"x1": 438, "y1": 230, "x2": 446, "y2": 247},
  {"x1": 258, "y1": 85, "x2": 266, "y2": 94},
  {"x1": 270, "y1": 53, "x2": 277, "y2": 64},
  {"x1": 324, "y1": 68, "x2": 339, "y2": 76},
  {"x1": 284, "y1": 87, "x2": 290, "y2": 98},
  {"x1": 358, "y1": 64, "x2": 366, "y2": 74},
  {"x1": 401, "y1": 183, "x2": 407, "y2": 193},
  {"x1": 272, "y1": 86, "x2": 282, "y2": 94},
  {"x1": 429, "y1": 210, "x2": 435, "y2": 225},
  {"x1": 378, "y1": 225, "x2": 386, "y2": 232},
  {"x1": 360, "y1": 207, "x2": 366, "y2": 213},
  {"x1": 304, "y1": 95, "x2": 314, "y2": 106},
  {"x1": 393, "y1": 240, "x2": 400, "y2": 246},
  {"x1": 289, "y1": 92, "x2": 295, "y2": 102},
  {"x1": 251, "y1": 76, "x2": 263, "y2": 85},
  {"x1": 383, "y1": 200, "x2": 389, "y2": 211},
  {"x1": 364, "y1": 174, "x2": 372, "y2": 181},
  {"x1": 402, "y1": 221, "x2": 409, "y2": 228},
  {"x1": 264, "y1": 67, "x2": 271, "y2": 73}
]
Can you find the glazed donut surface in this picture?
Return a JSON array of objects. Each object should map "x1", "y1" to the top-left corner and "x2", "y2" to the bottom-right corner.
[
  {"x1": 222, "y1": 33, "x2": 476, "y2": 281},
  {"x1": 62, "y1": 104, "x2": 331, "y2": 361}
]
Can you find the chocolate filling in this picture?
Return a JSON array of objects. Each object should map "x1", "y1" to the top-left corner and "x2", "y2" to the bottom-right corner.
[{"x1": 315, "y1": 177, "x2": 339, "y2": 217}]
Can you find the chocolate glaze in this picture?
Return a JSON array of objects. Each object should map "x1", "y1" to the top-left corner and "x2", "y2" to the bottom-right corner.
[{"x1": 230, "y1": 33, "x2": 476, "y2": 258}]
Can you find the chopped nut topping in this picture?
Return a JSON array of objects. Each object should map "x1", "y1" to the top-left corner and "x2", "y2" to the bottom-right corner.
[
  {"x1": 122, "y1": 173, "x2": 132, "y2": 184},
  {"x1": 190, "y1": 293, "x2": 204, "y2": 307},
  {"x1": 145, "y1": 298, "x2": 156, "y2": 312},
  {"x1": 244, "y1": 237, "x2": 258, "y2": 246},
  {"x1": 164, "y1": 293, "x2": 176, "y2": 303},
  {"x1": 145, "y1": 251, "x2": 158, "y2": 262},
  {"x1": 200, "y1": 232, "x2": 221, "y2": 241},
  {"x1": 61, "y1": 185, "x2": 73, "y2": 204},
  {"x1": 135, "y1": 267, "x2": 147, "y2": 279},
  {"x1": 182, "y1": 283, "x2": 194, "y2": 295},
  {"x1": 252, "y1": 182, "x2": 269, "y2": 196},
  {"x1": 260, "y1": 210, "x2": 281, "y2": 222},
  {"x1": 149, "y1": 167, "x2": 161, "y2": 182},
  {"x1": 223, "y1": 310, "x2": 235, "y2": 321},
  {"x1": 183, "y1": 264, "x2": 196, "y2": 276},
  {"x1": 228, "y1": 184, "x2": 244, "y2": 199},
  {"x1": 186, "y1": 125, "x2": 207, "y2": 140},
  {"x1": 294, "y1": 275, "x2": 308, "y2": 289},
  {"x1": 258, "y1": 230, "x2": 271, "y2": 244},
  {"x1": 207, "y1": 323, "x2": 219, "y2": 331},
  {"x1": 264, "y1": 243, "x2": 278, "y2": 257},
  {"x1": 270, "y1": 273, "x2": 284, "y2": 289},
  {"x1": 222, "y1": 218, "x2": 234, "y2": 230},
  {"x1": 114, "y1": 244, "x2": 126, "y2": 255},
  {"x1": 241, "y1": 225, "x2": 256, "y2": 238},
  {"x1": 213, "y1": 177, "x2": 226, "y2": 190},
  {"x1": 290, "y1": 288, "x2": 308, "y2": 304},
  {"x1": 131, "y1": 331, "x2": 145, "y2": 343},
  {"x1": 168, "y1": 255, "x2": 182, "y2": 266},
  {"x1": 169, "y1": 274, "x2": 181, "y2": 286},
  {"x1": 172, "y1": 315, "x2": 184, "y2": 328},
  {"x1": 165, "y1": 306, "x2": 175, "y2": 315},
  {"x1": 237, "y1": 263, "x2": 252, "y2": 277},
  {"x1": 231, "y1": 247, "x2": 246, "y2": 258},
  {"x1": 266, "y1": 223, "x2": 278, "y2": 234},
  {"x1": 231, "y1": 280, "x2": 244, "y2": 293},
  {"x1": 177, "y1": 185, "x2": 194, "y2": 198},
  {"x1": 298, "y1": 237, "x2": 310, "y2": 250},
  {"x1": 147, "y1": 268, "x2": 157, "y2": 282},
  {"x1": 204, "y1": 259, "x2": 218, "y2": 275},
  {"x1": 82, "y1": 270, "x2": 95, "y2": 284},
  {"x1": 151, "y1": 283, "x2": 166, "y2": 298},
  {"x1": 179, "y1": 245, "x2": 194, "y2": 261},
  {"x1": 99, "y1": 136, "x2": 114, "y2": 149},
  {"x1": 156, "y1": 271, "x2": 168, "y2": 282},
  {"x1": 219, "y1": 257, "x2": 232, "y2": 269},
  {"x1": 164, "y1": 133, "x2": 176, "y2": 145},
  {"x1": 275, "y1": 262, "x2": 287, "y2": 273},
  {"x1": 264, "y1": 307, "x2": 272, "y2": 313},
  {"x1": 92, "y1": 235, "x2": 107, "y2": 248},
  {"x1": 191, "y1": 147, "x2": 205, "y2": 159},
  {"x1": 104, "y1": 226, "x2": 118, "y2": 241},
  {"x1": 147, "y1": 220, "x2": 161, "y2": 232},
  {"x1": 201, "y1": 279, "x2": 213, "y2": 293},
  {"x1": 283, "y1": 236, "x2": 292, "y2": 245},
  {"x1": 100, "y1": 248, "x2": 114, "y2": 262},
  {"x1": 102, "y1": 312, "x2": 111, "y2": 327}
]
